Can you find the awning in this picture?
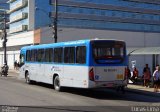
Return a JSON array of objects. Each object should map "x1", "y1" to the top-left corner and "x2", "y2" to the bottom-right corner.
[{"x1": 127, "y1": 47, "x2": 160, "y2": 55}]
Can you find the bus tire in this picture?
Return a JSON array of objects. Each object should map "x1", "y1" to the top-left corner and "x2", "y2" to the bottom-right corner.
[
  {"x1": 25, "y1": 72, "x2": 32, "y2": 84},
  {"x1": 54, "y1": 75, "x2": 61, "y2": 91}
]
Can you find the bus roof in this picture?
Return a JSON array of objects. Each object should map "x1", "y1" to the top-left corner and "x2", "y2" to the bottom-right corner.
[{"x1": 21, "y1": 39, "x2": 125, "y2": 50}]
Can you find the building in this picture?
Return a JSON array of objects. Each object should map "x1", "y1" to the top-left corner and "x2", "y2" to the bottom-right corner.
[
  {"x1": 0, "y1": 0, "x2": 8, "y2": 9},
  {"x1": 0, "y1": 0, "x2": 53, "y2": 68},
  {"x1": 0, "y1": 0, "x2": 9, "y2": 33},
  {"x1": 0, "y1": 0, "x2": 160, "y2": 73}
]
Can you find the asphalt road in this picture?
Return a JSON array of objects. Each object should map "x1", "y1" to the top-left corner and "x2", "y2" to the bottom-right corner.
[{"x1": 0, "y1": 74, "x2": 160, "y2": 112}]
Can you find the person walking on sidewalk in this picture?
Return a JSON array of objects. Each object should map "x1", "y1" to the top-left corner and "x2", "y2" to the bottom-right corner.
[
  {"x1": 14, "y1": 60, "x2": 17, "y2": 70},
  {"x1": 143, "y1": 64, "x2": 151, "y2": 77},
  {"x1": 153, "y1": 65, "x2": 160, "y2": 92},
  {"x1": 131, "y1": 67, "x2": 139, "y2": 84},
  {"x1": 143, "y1": 68, "x2": 151, "y2": 87}
]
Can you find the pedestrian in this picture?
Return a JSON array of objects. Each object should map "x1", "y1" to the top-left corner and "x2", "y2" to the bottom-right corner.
[
  {"x1": 143, "y1": 64, "x2": 151, "y2": 76},
  {"x1": 125, "y1": 66, "x2": 131, "y2": 84},
  {"x1": 143, "y1": 68, "x2": 151, "y2": 87},
  {"x1": 153, "y1": 65, "x2": 160, "y2": 92},
  {"x1": 14, "y1": 60, "x2": 17, "y2": 70},
  {"x1": 131, "y1": 67, "x2": 139, "y2": 84}
]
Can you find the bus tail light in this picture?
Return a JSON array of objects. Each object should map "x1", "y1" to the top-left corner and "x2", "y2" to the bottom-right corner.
[{"x1": 89, "y1": 68, "x2": 94, "y2": 81}]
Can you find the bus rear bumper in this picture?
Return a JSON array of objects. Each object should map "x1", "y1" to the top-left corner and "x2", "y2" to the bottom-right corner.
[{"x1": 92, "y1": 80, "x2": 127, "y2": 88}]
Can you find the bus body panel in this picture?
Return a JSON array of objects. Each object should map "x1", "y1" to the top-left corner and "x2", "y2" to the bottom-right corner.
[
  {"x1": 19, "y1": 66, "x2": 25, "y2": 79},
  {"x1": 43, "y1": 64, "x2": 59, "y2": 84},
  {"x1": 94, "y1": 66, "x2": 125, "y2": 82},
  {"x1": 65, "y1": 66, "x2": 89, "y2": 88},
  {"x1": 36, "y1": 64, "x2": 44, "y2": 81}
]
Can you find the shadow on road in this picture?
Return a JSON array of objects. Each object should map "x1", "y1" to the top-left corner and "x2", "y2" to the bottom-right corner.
[{"x1": 34, "y1": 82, "x2": 160, "y2": 103}]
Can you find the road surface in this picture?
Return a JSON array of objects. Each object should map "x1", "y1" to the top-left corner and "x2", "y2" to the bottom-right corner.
[{"x1": 0, "y1": 75, "x2": 159, "y2": 112}]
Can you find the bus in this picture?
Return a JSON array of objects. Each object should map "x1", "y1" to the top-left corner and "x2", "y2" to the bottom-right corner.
[{"x1": 19, "y1": 39, "x2": 127, "y2": 91}]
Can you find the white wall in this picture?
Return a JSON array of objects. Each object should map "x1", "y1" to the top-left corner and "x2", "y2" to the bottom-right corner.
[
  {"x1": 0, "y1": 51, "x2": 20, "y2": 69},
  {"x1": 7, "y1": 31, "x2": 34, "y2": 47},
  {"x1": 56, "y1": 28, "x2": 160, "y2": 47},
  {"x1": 36, "y1": 27, "x2": 160, "y2": 48}
]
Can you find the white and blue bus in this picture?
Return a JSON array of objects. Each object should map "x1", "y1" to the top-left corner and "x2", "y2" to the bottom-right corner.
[{"x1": 19, "y1": 39, "x2": 127, "y2": 91}]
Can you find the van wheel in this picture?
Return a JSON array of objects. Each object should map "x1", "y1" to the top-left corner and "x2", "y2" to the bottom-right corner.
[
  {"x1": 25, "y1": 72, "x2": 31, "y2": 84},
  {"x1": 54, "y1": 76, "x2": 61, "y2": 91}
]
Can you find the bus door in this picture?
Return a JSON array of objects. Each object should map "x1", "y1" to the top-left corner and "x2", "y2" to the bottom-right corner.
[{"x1": 19, "y1": 50, "x2": 26, "y2": 78}]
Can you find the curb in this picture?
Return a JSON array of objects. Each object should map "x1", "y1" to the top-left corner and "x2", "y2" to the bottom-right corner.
[{"x1": 125, "y1": 87, "x2": 160, "y2": 97}]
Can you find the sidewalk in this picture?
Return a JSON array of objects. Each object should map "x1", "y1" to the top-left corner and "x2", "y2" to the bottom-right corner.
[
  {"x1": 126, "y1": 84, "x2": 160, "y2": 97},
  {"x1": 8, "y1": 69, "x2": 19, "y2": 77}
]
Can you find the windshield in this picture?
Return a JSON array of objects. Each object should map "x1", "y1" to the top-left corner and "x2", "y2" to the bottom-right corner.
[{"x1": 92, "y1": 41, "x2": 125, "y2": 64}]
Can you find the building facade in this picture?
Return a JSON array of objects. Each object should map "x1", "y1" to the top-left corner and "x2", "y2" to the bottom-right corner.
[
  {"x1": 0, "y1": 0, "x2": 53, "y2": 68},
  {"x1": 0, "y1": 0, "x2": 8, "y2": 9},
  {"x1": 0, "y1": 0, "x2": 160, "y2": 72},
  {"x1": 0, "y1": 0, "x2": 9, "y2": 33}
]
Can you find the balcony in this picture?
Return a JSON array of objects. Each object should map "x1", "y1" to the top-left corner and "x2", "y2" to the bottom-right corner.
[
  {"x1": 10, "y1": 13, "x2": 28, "y2": 23},
  {"x1": 9, "y1": 25, "x2": 28, "y2": 33},
  {"x1": 8, "y1": 0, "x2": 17, "y2": 3},
  {"x1": 9, "y1": 0, "x2": 28, "y2": 14}
]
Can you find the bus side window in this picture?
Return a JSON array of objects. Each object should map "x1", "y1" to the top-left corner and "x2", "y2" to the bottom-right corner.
[
  {"x1": 64, "y1": 47, "x2": 75, "y2": 64},
  {"x1": 30, "y1": 50, "x2": 35, "y2": 62},
  {"x1": 54, "y1": 48, "x2": 63, "y2": 63},
  {"x1": 45, "y1": 48, "x2": 53, "y2": 62},
  {"x1": 34, "y1": 49, "x2": 37, "y2": 62},
  {"x1": 37, "y1": 49, "x2": 45, "y2": 62},
  {"x1": 76, "y1": 46, "x2": 86, "y2": 64},
  {"x1": 26, "y1": 50, "x2": 31, "y2": 62}
]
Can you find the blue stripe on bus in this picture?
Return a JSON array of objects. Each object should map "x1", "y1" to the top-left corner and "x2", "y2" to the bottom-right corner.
[
  {"x1": 25, "y1": 62, "x2": 127, "y2": 67},
  {"x1": 25, "y1": 62, "x2": 88, "y2": 66}
]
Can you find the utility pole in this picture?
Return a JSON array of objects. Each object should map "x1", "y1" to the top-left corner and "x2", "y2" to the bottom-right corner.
[
  {"x1": 3, "y1": 11, "x2": 7, "y2": 66},
  {"x1": 0, "y1": 10, "x2": 8, "y2": 76},
  {"x1": 54, "y1": 0, "x2": 58, "y2": 43}
]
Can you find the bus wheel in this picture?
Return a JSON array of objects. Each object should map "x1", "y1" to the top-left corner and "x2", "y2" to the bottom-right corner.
[
  {"x1": 25, "y1": 72, "x2": 31, "y2": 84},
  {"x1": 54, "y1": 76, "x2": 61, "y2": 91}
]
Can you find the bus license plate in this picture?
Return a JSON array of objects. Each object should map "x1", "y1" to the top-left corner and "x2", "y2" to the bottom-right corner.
[{"x1": 116, "y1": 74, "x2": 123, "y2": 79}]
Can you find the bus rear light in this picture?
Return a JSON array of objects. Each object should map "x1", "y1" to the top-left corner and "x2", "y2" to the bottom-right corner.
[{"x1": 89, "y1": 68, "x2": 94, "y2": 81}]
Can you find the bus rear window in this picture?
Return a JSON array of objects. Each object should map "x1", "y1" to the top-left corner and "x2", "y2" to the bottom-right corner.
[{"x1": 92, "y1": 41, "x2": 125, "y2": 64}]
